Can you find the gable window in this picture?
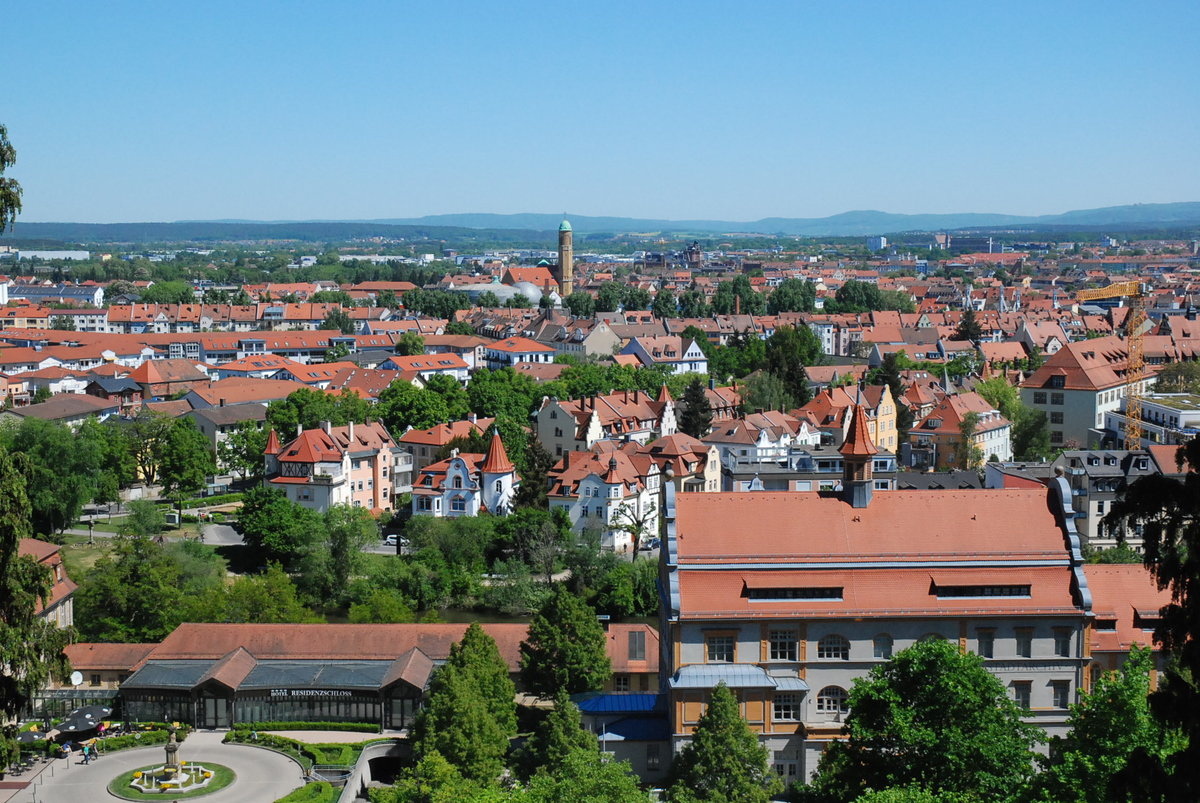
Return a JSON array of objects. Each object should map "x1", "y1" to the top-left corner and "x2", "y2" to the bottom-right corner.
[
  {"x1": 453, "y1": 476, "x2": 463, "y2": 489},
  {"x1": 769, "y1": 630, "x2": 798, "y2": 662},
  {"x1": 817, "y1": 634, "x2": 850, "y2": 660}
]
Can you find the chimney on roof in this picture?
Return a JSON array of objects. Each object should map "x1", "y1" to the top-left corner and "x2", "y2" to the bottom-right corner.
[
  {"x1": 321, "y1": 420, "x2": 331, "y2": 435},
  {"x1": 348, "y1": 420, "x2": 355, "y2": 441},
  {"x1": 296, "y1": 422, "x2": 303, "y2": 437}
]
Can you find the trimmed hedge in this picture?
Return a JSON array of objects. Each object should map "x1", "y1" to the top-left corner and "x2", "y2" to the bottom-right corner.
[
  {"x1": 157, "y1": 492, "x2": 244, "y2": 509},
  {"x1": 275, "y1": 782, "x2": 338, "y2": 803},
  {"x1": 223, "y1": 730, "x2": 371, "y2": 770},
  {"x1": 236, "y1": 721, "x2": 378, "y2": 734}
]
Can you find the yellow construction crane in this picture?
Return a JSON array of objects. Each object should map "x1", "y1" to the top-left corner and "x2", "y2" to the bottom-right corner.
[{"x1": 1076, "y1": 280, "x2": 1150, "y2": 447}]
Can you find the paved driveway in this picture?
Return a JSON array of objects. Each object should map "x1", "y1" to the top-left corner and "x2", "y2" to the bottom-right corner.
[{"x1": 9, "y1": 731, "x2": 304, "y2": 803}]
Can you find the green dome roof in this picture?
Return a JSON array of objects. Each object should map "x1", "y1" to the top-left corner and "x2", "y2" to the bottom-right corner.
[{"x1": 559, "y1": 218, "x2": 572, "y2": 232}]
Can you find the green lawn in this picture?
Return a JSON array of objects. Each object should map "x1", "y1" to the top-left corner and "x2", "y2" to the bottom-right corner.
[{"x1": 107, "y1": 762, "x2": 236, "y2": 800}]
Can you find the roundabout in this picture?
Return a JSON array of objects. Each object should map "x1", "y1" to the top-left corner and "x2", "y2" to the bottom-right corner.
[{"x1": 6, "y1": 732, "x2": 306, "y2": 803}]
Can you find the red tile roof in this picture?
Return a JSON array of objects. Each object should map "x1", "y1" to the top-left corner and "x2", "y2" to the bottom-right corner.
[
  {"x1": 1083, "y1": 564, "x2": 1170, "y2": 653},
  {"x1": 673, "y1": 489, "x2": 1067, "y2": 564}
]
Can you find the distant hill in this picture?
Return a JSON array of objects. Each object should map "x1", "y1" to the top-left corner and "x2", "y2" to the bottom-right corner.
[
  {"x1": 373, "y1": 203, "x2": 1200, "y2": 236},
  {"x1": 7, "y1": 202, "x2": 1199, "y2": 244}
]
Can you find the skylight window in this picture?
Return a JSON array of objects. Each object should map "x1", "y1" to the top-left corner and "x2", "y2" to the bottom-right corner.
[
  {"x1": 746, "y1": 586, "x2": 843, "y2": 601},
  {"x1": 934, "y1": 584, "x2": 1030, "y2": 598}
]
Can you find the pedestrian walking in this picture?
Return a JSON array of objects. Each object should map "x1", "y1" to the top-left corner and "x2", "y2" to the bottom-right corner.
[{"x1": 82, "y1": 745, "x2": 90, "y2": 765}]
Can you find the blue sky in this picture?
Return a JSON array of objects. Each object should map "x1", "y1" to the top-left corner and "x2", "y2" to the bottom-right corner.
[{"x1": 6, "y1": 1, "x2": 1199, "y2": 223}]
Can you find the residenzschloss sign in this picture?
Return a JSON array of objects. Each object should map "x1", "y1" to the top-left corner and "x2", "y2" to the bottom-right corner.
[{"x1": 269, "y1": 689, "x2": 354, "y2": 698}]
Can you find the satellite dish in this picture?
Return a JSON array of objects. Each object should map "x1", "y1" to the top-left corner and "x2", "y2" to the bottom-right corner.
[{"x1": 70, "y1": 671, "x2": 83, "y2": 687}]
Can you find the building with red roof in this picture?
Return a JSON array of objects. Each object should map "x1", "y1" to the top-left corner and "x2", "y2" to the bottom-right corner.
[
  {"x1": 660, "y1": 415, "x2": 1098, "y2": 781},
  {"x1": 410, "y1": 431, "x2": 520, "y2": 518},
  {"x1": 265, "y1": 420, "x2": 410, "y2": 514}
]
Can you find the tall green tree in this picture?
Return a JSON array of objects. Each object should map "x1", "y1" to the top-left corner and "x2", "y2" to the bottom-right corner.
[
  {"x1": 397, "y1": 331, "x2": 426, "y2": 356},
  {"x1": 2, "y1": 417, "x2": 101, "y2": 536},
  {"x1": 520, "y1": 585, "x2": 611, "y2": 696},
  {"x1": 652, "y1": 289, "x2": 677, "y2": 319},
  {"x1": 516, "y1": 688, "x2": 597, "y2": 779},
  {"x1": 564, "y1": 291, "x2": 597, "y2": 318},
  {"x1": 679, "y1": 376, "x2": 714, "y2": 438},
  {"x1": 668, "y1": 682, "x2": 781, "y2": 803},
  {"x1": 238, "y1": 486, "x2": 322, "y2": 568},
  {"x1": 953, "y1": 306, "x2": 984, "y2": 343},
  {"x1": 764, "y1": 325, "x2": 821, "y2": 408},
  {"x1": 424, "y1": 374, "x2": 471, "y2": 421},
  {"x1": 378, "y1": 380, "x2": 451, "y2": 432},
  {"x1": 0, "y1": 447, "x2": 70, "y2": 768},
  {"x1": 954, "y1": 411, "x2": 983, "y2": 469},
  {"x1": 1030, "y1": 646, "x2": 1178, "y2": 803},
  {"x1": 0, "y1": 123, "x2": 22, "y2": 231},
  {"x1": 321, "y1": 504, "x2": 378, "y2": 603},
  {"x1": 217, "y1": 421, "x2": 269, "y2": 479},
  {"x1": 183, "y1": 564, "x2": 322, "y2": 624},
  {"x1": 157, "y1": 418, "x2": 216, "y2": 507},
  {"x1": 75, "y1": 534, "x2": 185, "y2": 641},
  {"x1": 411, "y1": 623, "x2": 517, "y2": 782},
  {"x1": 805, "y1": 639, "x2": 1040, "y2": 803},
  {"x1": 123, "y1": 409, "x2": 174, "y2": 486},
  {"x1": 767, "y1": 278, "x2": 816, "y2": 314},
  {"x1": 1105, "y1": 438, "x2": 1200, "y2": 800}
]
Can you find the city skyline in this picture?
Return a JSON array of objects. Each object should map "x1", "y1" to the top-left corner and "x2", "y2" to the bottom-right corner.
[{"x1": 6, "y1": 1, "x2": 1199, "y2": 224}]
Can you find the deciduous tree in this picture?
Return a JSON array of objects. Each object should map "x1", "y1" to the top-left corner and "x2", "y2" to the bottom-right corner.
[
  {"x1": 805, "y1": 639, "x2": 1040, "y2": 802},
  {"x1": 0, "y1": 447, "x2": 70, "y2": 767},
  {"x1": 0, "y1": 124, "x2": 22, "y2": 231},
  {"x1": 1105, "y1": 437, "x2": 1200, "y2": 800},
  {"x1": 157, "y1": 418, "x2": 216, "y2": 508},
  {"x1": 75, "y1": 534, "x2": 185, "y2": 641}
]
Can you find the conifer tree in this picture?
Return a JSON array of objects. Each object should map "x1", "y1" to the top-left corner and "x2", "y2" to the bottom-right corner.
[
  {"x1": 411, "y1": 624, "x2": 517, "y2": 782},
  {"x1": 679, "y1": 377, "x2": 714, "y2": 438},
  {"x1": 668, "y1": 682, "x2": 780, "y2": 803},
  {"x1": 520, "y1": 586, "x2": 611, "y2": 696},
  {"x1": 517, "y1": 688, "x2": 597, "y2": 779},
  {"x1": 954, "y1": 306, "x2": 984, "y2": 343}
]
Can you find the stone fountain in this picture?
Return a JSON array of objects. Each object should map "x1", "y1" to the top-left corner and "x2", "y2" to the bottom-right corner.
[{"x1": 128, "y1": 726, "x2": 215, "y2": 794}]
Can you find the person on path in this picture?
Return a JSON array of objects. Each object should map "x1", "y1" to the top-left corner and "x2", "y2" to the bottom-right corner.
[{"x1": 82, "y1": 744, "x2": 90, "y2": 764}]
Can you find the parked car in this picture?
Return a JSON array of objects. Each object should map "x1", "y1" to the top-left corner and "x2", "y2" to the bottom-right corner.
[
  {"x1": 640, "y1": 537, "x2": 661, "y2": 551},
  {"x1": 383, "y1": 534, "x2": 409, "y2": 548}
]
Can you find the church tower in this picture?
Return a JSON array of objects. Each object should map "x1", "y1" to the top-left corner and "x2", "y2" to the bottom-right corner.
[{"x1": 557, "y1": 216, "x2": 574, "y2": 298}]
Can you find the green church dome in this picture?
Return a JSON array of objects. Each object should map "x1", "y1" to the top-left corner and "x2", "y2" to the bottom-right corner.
[{"x1": 559, "y1": 218, "x2": 572, "y2": 232}]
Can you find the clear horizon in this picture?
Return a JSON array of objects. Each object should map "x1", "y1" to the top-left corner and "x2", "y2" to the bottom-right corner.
[{"x1": 7, "y1": 1, "x2": 1199, "y2": 224}]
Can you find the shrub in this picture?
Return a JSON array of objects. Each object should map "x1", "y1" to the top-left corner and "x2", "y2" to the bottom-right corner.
[
  {"x1": 275, "y1": 782, "x2": 338, "y2": 803},
  {"x1": 233, "y1": 720, "x2": 378, "y2": 734}
]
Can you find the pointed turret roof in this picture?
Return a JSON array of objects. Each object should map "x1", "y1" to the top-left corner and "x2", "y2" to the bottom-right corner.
[
  {"x1": 264, "y1": 428, "x2": 282, "y2": 456},
  {"x1": 657, "y1": 383, "x2": 673, "y2": 403},
  {"x1": 480, "y1": 430, "x2": 514, "y2": 474},
  {"x1": 839, "y1": 404, "x2": 878, "y2": 457}
]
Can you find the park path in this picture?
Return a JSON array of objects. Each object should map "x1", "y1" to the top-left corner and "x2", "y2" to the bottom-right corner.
[{"x1": 6, "y1": 731, "x2": 305, "y2": 803}]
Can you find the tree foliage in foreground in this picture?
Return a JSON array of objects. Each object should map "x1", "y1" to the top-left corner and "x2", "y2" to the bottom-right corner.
[
  {"x1": 1106, "y1": 437, "x2": 1200, "y2": 800},
  {"x1": 805, "y1": 639, "x2": 1040, "y2": 803},
  {"x1": 1029, "y1": 646, "x2": 1179, "y2": 803},
  {"x1": 0, "y1": 447, "x2": 70, "y2": 768}
]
